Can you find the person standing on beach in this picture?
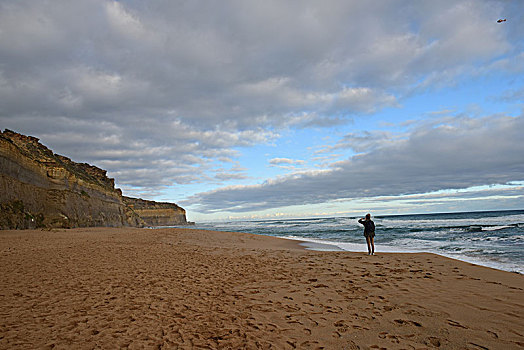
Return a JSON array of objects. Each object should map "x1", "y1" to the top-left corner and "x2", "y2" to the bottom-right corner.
[{"x1": 358, "y1": 213, "x2": 375, "y2": 255}]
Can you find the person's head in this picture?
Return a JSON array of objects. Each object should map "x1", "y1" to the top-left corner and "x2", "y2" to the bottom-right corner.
[{"x1": 365, "y1": 213, "x2": 371, "y2": 220}]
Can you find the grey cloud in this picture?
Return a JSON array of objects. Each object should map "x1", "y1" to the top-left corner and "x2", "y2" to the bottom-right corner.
[
  {"x1": 1, "y1": 1, "x2": 516, "y2": 126},
  {"x1": 1, "y1": 0, "x2": 522, "y2": 196},
  {"x1": 359, "y1": 193, "x2": 524, "y2": 215},
  {"x1": 317, "y1": 130, "x2": 405, "y2": 154},
  {"x1": 184, "y1": 115, "x2": 524, "y2": 213},
  {"x1": 365, "y1": 184, "x2": 524, "y2": 203},
  {"x1": 2, "y1": 114, "x2": 272, "y2": 197}
]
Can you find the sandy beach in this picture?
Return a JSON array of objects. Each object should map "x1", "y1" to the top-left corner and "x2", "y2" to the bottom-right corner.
[{"x1": 0, "y1": 227, "x2": 523, "y2": 349}]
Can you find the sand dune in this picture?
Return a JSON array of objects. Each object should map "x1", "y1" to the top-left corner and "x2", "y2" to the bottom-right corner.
[{"x1": 1, "y1": 227, "x2": 523, "y2": 349}]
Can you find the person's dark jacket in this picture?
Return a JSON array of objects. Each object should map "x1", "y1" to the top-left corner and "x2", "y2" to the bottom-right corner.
[{"x1": 358, "y1": 219, "x2": 375, "y2": 236}]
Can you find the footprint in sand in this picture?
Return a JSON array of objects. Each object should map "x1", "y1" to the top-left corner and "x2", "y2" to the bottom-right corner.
[
  {"x1": 394, "y1": 319, "x2": 422, "y2": 327},
  {"x1": 352, "y1": 324, "x2": 370, "y2": 330},
  {"x1": 425, "y1": 337, "x2": 441, "y2": 347},
  {"x1": 299, "y1": 340, "x2": 320, "y2": 348},
  {"x1": 468, "y1": 342, "x2": 491, "y2": 349},
  {"x1": 334, "y1": 320, "x2": 349, "y2": 333},
  {"x1": 487, "y1": 330, "x2": 498, "y2": 339},
  {"x1": 386, "y1": 334, "x2": 401, "y2": 343},
  {"x1": 286, "y1": 340, "x2": 297, "y2": 348},
  {"x1": 447, "y1": 319, "x2": 467, "y2": 329}
]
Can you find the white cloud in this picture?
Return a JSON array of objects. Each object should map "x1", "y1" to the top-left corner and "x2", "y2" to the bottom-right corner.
[
  {"x1": 268, "y1": 157, "x2": 307, "y2": 171},
  {"x1": 269, "y1": 158, "x2": 306, "y2": 165}
]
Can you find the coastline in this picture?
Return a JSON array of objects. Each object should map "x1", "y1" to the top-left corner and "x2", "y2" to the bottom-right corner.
[
  {"x1": 187, "y1": 210, "x2": 524, "y2": 275},
  {"x1": 165, "y1": 225, "x2": 524, "y2": 274},
  {"x1": 1, "y1": 227, "x2": 523, "y2": 349},
  {"x1": 287, "y1": 236, "x2": 524, "y2": 274}
]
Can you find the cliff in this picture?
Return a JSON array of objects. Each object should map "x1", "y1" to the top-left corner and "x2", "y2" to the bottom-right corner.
[
  {"x1": 0, "y1": 129, "x2": 190, "y2": 229},
  {"x1": 123, "y1": 197, "x2": 188, "y2": 226}
]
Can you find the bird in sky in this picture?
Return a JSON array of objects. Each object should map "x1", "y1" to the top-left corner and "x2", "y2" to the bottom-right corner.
[{"x1": 497, "y1": 18, "x2": 507, "y2": 23}]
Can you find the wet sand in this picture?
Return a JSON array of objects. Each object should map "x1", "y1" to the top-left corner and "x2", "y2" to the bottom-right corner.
[{"x1": 1, "y1": 227, "x2": 523, "y2": 349}]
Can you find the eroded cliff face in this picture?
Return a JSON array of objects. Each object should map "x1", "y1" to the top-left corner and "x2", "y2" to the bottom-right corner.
[
  {"x1": 123, "y1": 197, "x2": 189, "y2": 227},
  {"x1": 0, "y1": 129, "x2": 189, "y2": 229}
]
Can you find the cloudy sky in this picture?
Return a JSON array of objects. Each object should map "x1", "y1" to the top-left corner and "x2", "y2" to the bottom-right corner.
[{"x1": 1, "y1": 0, "x2": 523, "y2": 221}]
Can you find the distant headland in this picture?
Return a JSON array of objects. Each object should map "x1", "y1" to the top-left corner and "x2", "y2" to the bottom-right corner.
[{"x1": 0, "y1": 129, "x2": 192, "y2": 229}]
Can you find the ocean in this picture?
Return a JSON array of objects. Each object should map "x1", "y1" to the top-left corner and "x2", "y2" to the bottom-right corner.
[{"x1": 190, "y1": 210, "x2": 524, "y2": 274}]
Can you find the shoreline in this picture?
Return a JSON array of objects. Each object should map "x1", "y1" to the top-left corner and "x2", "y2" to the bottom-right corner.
[
  {"x1": 160, "y1": 226, "x2": 524, "y2": 274},
  {"x1": 1, "y1": 227, "x2": 523, "y2": 348},
  {"x1": 292, "y1": 236, "x2": 524, "y2": 274}
]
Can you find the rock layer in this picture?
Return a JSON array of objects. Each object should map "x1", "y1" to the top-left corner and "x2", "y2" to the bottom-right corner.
[
  {"x1": 0, "y1": 129, "x2": 189, "y2": 229},
  {"x1": 123, "y1": 197, "x2": 188, "y2": 226}
]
